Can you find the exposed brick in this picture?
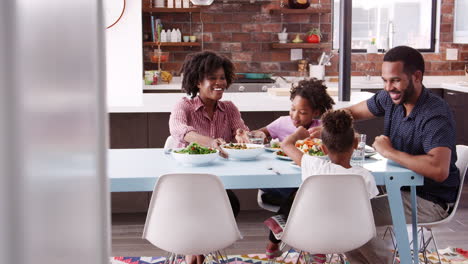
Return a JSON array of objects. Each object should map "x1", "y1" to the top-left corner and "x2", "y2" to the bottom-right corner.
[
  {"x1": 192, "y1": 13, "x2": 214, "y2": 23},
  {"x1": 285, "y1": 24, "x2": 301, "y2": 33},
  {"x1": 262, "y1": 23, "x2": 282, "y2": 33},
  {"x1": 221, "y1": 42, "x2": 242, "y2": 52},
  {"x1": 451, "y1": 62, "x2": 466, "y2": 70},
  {"x1": 261, "y1": 62, "x2": 281, "y2": 71},
  {"x1": 244, "y1": 62, "x2": 262, "y2": 72},
  {"x1": 222, "y1": 3, "x2": 242, "y2": 12},
  {"x1": 280, "y1": 62, "x2": 297, "y2": 71},
  {"x1": 261, "y1": 43, "x2": 273, "y2": 51},
  {"x1": 320, "y1": 13, "x2": 332, "y2": 24},
  {"x1": 284, "y1": 14, "x2": 311, "y2": 23},
  {"x1": 223, "y1": 23, "x2": 242, "y2": 32},
  {"x1": 440, "y1": 24, "x2": 452, "y2": 33},
  {"x1": 431, "y1": 62, "x2": 450, "y2": 71},
  {"x1": 212, "y1": 33, "x2": 232, "y2": 42},
  {"x1": 366, "y1": 53, "x2": 383, "y2": 62},
  {"x1": 203, "y1": 23, "x2": 222, "y2": 32},
  {"x1": 232, "y1": 52, "x2": 254, "y2": 62},
  {"x1": 252, "y1": 13, "x2": 271, "y2": 23},
  {"x1": 441, "y1": 14, "x2": 454, "y2": 24},
  {"x1": 203, "y1": 43, "x2": 222, "y2": 51},
  {"x1": 253, "y1": 53, "x2": 271, "y2": 62},
  {"x1": 320, "y1": 24, "x2": 332, "y2": 33},
  {"x1": 213, "y1": 13, "x2": 233, "y2": 23},
  {"x1": 423, "y1": 53, "x2": 443, "y2": 61},
  {"x1": 440, "y1": 33, "x2": 453, "y2": 43},
  {"x1": 242, "y1": 24, "x2": 262, "y2": 32},
  {"x1": 201, "y1": 33, "x2": 213, "y2": 42},
  {"x1": 461, "y1": 52, "x2": 468, "y2": 60},
  {"x1": 241, "y1": 4, "x2": 262, "y2": 12},
  {"x1": 232, "y1": 14, "x2": 253, "y2": 23},
  {"x1": 355, "y1": 62, "x2": 378, "y2": 72},
  {"x1": 351, "y1": 54, "x2": 367, "y2": 61},
  {"x1": 234, "y1": 62, "x2": 249, "y2": 72},
  {"x1": 271, "y1": 52, "x2": 290, "y2": 62},
  {"x1": 242, "y1": 43, "x2": 262, "y2": 52},
  {"x1": 441, "y1": 4, "x2": 454, "y2": 14},
  {"x1": 443, "y1": 0, "x2": 454, "y2": 3},
  {"x1": 310, "y1": 15, "x2": 320, "y2": 23},
  {"x1": 173, "y1": 13, "x2": 191, "y2": 22},
  {"x1": 232, "y1": 33, "x2": 251, "y2": 42},
  {"x1": 253, "y1": 33, "x2": 272, "y2": 42}
]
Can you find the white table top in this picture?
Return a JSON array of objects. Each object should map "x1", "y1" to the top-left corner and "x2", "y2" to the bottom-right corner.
[{"x1": 108, "y1": 148, "x2": 423, "y2": 192}]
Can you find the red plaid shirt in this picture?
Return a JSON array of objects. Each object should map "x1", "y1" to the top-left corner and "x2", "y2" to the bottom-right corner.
[{"x1": 169, "y1": 96, "x2": 249, "y2": 147}]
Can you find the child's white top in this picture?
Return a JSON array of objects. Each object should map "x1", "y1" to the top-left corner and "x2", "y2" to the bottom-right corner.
[{"x1": 301, "y1": 155, "x2": 379, "y2": 199}]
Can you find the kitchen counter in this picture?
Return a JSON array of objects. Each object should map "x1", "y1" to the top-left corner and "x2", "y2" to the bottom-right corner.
[
  {"x1": 108, "y1": 91, "x2": 375, "y2": 113},
  {"x1": 144, "y1": 75, "x2": 468, "y2": 93}
]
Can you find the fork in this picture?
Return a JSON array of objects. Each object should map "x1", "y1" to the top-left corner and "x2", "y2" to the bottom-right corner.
[{"x1": 266, "y1": 164, "x2": 280, "y2": 175}]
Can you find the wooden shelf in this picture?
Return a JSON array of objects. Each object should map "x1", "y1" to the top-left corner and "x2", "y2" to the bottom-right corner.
[
  {"x1": 271, "y1": 43, "x2": 331, "y2": 49},
  {"x1": 142, "y1": 7, "x2": 201, "y2": 13},
  {"x1": 143, "y1": 42, "x2": 201, "y2": 47},
  {"x1": 269, "y1": 7, "x2": 331, "y2": 14}
]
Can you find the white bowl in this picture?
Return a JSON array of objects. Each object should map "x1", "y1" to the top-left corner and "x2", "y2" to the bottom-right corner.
[
  {"x1": 221, "y1": 143, "x2": 264, "y2": 160},
  {"x1": 171, "y1": 149, "x2": 219, "y2": 166}
]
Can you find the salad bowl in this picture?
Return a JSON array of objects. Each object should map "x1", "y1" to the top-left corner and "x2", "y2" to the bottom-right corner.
[
  {"x1": 171, "y1": 143, "x2": 219, "y2": 165},
  {"x1": 221, "y1": 143, "x2": 264, "y2": 160}
]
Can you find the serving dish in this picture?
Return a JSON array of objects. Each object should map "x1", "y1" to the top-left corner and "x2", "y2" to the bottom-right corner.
[
  {"x1": 221, "y1": 143, "x2": 264, "y2": 160},
  {"x1": 171, "y1": 148, "x2": 219, "y2": 165}
]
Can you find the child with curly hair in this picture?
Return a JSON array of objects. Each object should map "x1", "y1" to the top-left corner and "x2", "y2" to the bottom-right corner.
[
  {"x1": 264, "y1": 109, "x2": 379, "y2": 261},
  {"x1": 253, "y1": 78, "x2": 335, "y2": 205}
]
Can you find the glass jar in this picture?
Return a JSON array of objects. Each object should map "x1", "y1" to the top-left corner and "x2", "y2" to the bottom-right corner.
[{"x1": 288, "y1": 0, "x2": 310, "y2": 9}]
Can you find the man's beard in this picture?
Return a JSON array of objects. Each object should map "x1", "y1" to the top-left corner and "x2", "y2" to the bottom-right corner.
[{"x1": 393, "y1": 79, "x2": 415, "y2": 105}]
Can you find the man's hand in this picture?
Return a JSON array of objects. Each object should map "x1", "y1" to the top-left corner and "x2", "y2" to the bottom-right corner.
[{"x1": 372, "y1": 135, "x2": 394, "y2": 158}]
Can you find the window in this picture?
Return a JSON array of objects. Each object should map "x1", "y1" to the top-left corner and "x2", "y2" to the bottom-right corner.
[{"x1": 333, "y1": 0, "x2": 437, "y2": 52}]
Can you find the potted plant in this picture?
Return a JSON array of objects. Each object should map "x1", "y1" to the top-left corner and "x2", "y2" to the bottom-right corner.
[{"x1": 306, "y1": 28, "x2": 322, "y2": 43}]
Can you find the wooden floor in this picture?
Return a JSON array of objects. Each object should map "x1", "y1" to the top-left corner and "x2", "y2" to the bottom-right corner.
[{"x1": 112, "y1": 186, "x2": 468, "y2": 256}]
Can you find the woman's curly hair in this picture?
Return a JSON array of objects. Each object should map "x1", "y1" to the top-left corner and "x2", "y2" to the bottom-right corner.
[
  {"x1": 321, "y1": 109, "x2": 355, "y2": 153},
  {"x1": 180, "y1": 51, "x2": 235, "y2": 98},
  {"x1": 290, "y1": 78, "x2": 335, "y2": 116}
]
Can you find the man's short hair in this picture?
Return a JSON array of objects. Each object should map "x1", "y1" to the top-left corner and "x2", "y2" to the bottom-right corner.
[{"x1": 383, "y1": 46, "x2": 425, "y2": 76}]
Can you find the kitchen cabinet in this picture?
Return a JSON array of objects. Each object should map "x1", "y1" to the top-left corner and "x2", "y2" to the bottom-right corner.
[
  {"x1": 110, "y1": 113, "x2": 149, "y2": 148},
  {"x1": 444, "y1": 89, "x2": 468, "y2": 145}
]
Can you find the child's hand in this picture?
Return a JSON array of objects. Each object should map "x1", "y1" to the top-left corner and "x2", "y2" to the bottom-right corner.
[
  {"x1": 308, "y1": 126, "x2": 322, "y2": 139},
  {"x1": 292, "y1": 127, "x2": 310, "y2": 141}
]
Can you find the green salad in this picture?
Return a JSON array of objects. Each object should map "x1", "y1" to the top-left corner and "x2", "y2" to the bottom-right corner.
[{"x1": 174, "y1": 143, "x2": 217, "y2": 154}]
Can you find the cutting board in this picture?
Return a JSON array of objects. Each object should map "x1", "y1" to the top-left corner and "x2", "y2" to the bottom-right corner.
[{"x1": 267, "y1": 88, "x2": 338, "y2": 97}]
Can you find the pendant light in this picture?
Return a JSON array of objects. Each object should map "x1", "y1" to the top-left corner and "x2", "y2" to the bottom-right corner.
[{"x1": 190, "y1": 0, "x2": 214, "y2": 5}]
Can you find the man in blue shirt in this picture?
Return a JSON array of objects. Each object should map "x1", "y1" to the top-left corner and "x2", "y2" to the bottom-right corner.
[{"x1": 343, "y1": 46, "x2": 460, "y2": 263}]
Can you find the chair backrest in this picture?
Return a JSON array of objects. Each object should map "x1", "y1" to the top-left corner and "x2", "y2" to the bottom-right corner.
[
  {"x1": 281, "y1": 174, "x2": 376, "y2": 254},
  {"x1": 449, "y1": 145, "x2": 468, "y2": 215},
  {"x1": 142, "y1": 173, "x2": 241, "y2": 255},
  {"x1": 164, "y1": 136, "x2": 177, "y2": 149}
]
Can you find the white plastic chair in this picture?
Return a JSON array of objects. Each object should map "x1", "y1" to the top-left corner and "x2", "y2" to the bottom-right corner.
[
  {"x1": 281, "y1": 174, "x2": 376, "y2": 263},
  {"x1": 142, "y1": 173, "x2": 242, "y2": 262},
  {"x1": 411, "y1": 145, "x2": 468, "y2": 263},
  {"x1": 257, "y1": 189, "x2": 280, "y2": 212}
]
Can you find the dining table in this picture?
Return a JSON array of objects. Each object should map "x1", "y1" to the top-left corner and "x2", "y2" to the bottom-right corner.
[{"x1": 108, "y1": 148, "x2": 424, "y2": 264}]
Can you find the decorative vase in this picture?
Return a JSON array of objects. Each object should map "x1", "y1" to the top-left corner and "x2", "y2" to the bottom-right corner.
[{"x1": 288, "y1": 0, "x2": 310, "y2": 9}]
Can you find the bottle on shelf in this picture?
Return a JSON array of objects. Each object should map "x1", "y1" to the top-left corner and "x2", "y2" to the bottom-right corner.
[
  {"x1": 175, "y1": 0, "x2": 182, "y2": 8},
  {"x1": 153, "y1": 0, "x2": 165, "y2": 7},
  {"x1": 160, "y1": 29, "x2": 167, "y2": 42},
  {"x1": 167, "y1": 0, "x2": 174, "y2": 8},
  {"x1": 182, "y1": 0, "x2": 190, "y2": 8},
  {"x1": 166, "y1": 29, "x2": 172, "y2": 42}
]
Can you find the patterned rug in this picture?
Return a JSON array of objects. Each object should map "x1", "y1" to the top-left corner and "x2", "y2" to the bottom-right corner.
[{"x1": 111, "y1": 248, "x2": 468, "y2": 264}]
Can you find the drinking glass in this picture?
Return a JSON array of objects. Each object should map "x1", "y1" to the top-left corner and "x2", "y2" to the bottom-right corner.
[
  {"x1": 351, "y1": 134, "x2": 366, "y2": 167},
  {"x1": 247, "y1": 131, "x2": 265, "y2": 145}
]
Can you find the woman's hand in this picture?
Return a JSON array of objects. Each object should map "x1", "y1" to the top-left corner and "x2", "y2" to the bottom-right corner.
[
  {"x1": 210, "y1": 138, "x2": 228, "y2": 158},
  {"x1": 235, "y1": 129, "x2": 250, "y2": 143}
]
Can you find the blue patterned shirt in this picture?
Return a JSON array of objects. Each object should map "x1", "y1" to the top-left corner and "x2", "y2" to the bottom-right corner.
[{"x1": 367, "y1": 87, "x2": 460, "y2": 203}]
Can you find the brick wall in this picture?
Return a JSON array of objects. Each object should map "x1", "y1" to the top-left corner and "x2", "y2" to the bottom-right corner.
[{"x1": 142, "y1": 0, "x2": 468, "y2": 77}]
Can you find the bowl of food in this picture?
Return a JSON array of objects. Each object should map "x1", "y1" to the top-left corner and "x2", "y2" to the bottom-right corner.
[
  {"x1": 295, "y1": 138, "x2": 327, "y2": 158},
  {"x1": 171, "y1": 142, "x2": 219, "y2": 165},
  {"x1": 265, "y1": 139, "x2": 281, "y2": 152},
  {"x1": 221, "y1": 143, "x2": 264, "y2": 160}
]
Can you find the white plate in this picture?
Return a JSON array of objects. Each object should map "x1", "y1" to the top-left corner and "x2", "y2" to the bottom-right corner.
[
  {"x1": 275, "y1": 152, "x2": 292, "y2": 161},
  {"x1": 264, "y1": 143, "x2": 281, "y2": 152},
  {"x1": 364, "y1": 145, "x2": 377, "y2": 158},
  {"x1": 289, "y1": 161, "x2": 300, "y2": 169}
]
